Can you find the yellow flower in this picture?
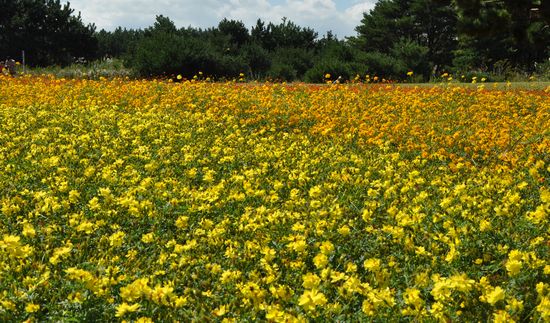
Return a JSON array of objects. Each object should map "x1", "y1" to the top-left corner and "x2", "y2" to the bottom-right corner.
[
  {"x1": 407, "y1": 71, "x2": 414, "y2": 76},
  {"x1": 298, "y1": 289, "x2": 327, "y2": 311},
  {"x1": 536, "y1": 297, "x2": 550, "y2": 320},
  {"x1": 302, "y1": 273, "x2": 321, "y2": 289},
  {"x1": 362, "y1": 300, "x2": 375, "y2": 316},
  {"x1": 363, "y1": 258, "x2": 381, "y2": 272},
  {"x1": 485, "y1": 287, "x2": 505, "y2": 306},
  {"x1": 324, "y1": 73, "x2": 331, "y2": 79},
  {"x1": 313, "y1": 253, "x2": 328, "y2": 269},
  {"x1": 120, "y1": 278, "x2": 151, "y2": 302},
  {"x1": 265, "y1": 306, "x2": 285, "y2": 320},
  {"x1": 25, "y1": 303, "x2": 40, "y2": 313},
  {"x1": 319, "y1": 241, "x2": 334, "y2": 255},
  {"x1": 479, "y1": 219, "x2": 491, "y2": 232},
  {"x1": 403, "y1": 288, "x2": 423, "y2": 309},
  {"x1": 213, "y1": 304, "x2": 228, "y2": 316},
  {"x1": 115, "y1": 302, "x2": 140, "y2": 317},
  {"x1": 22, "y1": 223, "x2": 36, "y2": 237},
  {"x1": 506, "y1": 298, "x2": 524, "y2": 313},
  {"x1": 338, "y1": 225, "x2": 350, "y2": 236},
  {"x1": 506, "y1": 259, "x2": 522, "y2": 276},
  {"x1": 330, "y1": 271, "x2": 346, "y2": 283},
  {"x1": 109, "y1": 231, "x2": 126, "y2": 247},
  {"x1": 173, "y1": 296, "x2": 188, "y2": 308},
  {"x1": 177, "y1": 74, "x2": 182, "y2": 80},
  {"x1": 493, "y1": 310, "x2": 513, "y2": 323},
  {"x1": 141, "y1": 232, "x2": 155, "y2": 243}
]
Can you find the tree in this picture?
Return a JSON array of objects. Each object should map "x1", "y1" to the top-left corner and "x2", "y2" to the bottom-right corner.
[
  {"x1": 454, "y1": 0, "x2": 549, "y2": 70},
  {"x1": 251, "y1": 18, "x2": 318, "y2": 51},
  {"x1": 96, "y1": 27, "x2": 144, "y2": 59},
  {"x1": 127, "y1": 16, "x2": 248, "y2": 78},
  {"x1": 218, "y1": 18, "x2": 249, "y2": 48},
  {"x1": 350, "y1": 0, "x2": 458, "y2": 77},
  {"x1": 239, "y1": 42, "x2": 271, "y2": 79},
  {"x1": 0, "y1": 0, "x2": 97, "y2": 66}
]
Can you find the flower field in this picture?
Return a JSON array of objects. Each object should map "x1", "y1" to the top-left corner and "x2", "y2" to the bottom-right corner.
[{"x1": 0, "y1": 75, "x2": 549, "y2": 322}]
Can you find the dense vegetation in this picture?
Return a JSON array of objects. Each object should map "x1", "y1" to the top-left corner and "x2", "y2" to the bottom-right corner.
[
  {"x1": 0, "y1": 75, "x2": 549, "y2": 321},
  {"x1": 0, "y1": 0, "x2": 97, "y2": 66},
  {"x1": 1, "y1": 0, "x2": 549, "y2": 80}
]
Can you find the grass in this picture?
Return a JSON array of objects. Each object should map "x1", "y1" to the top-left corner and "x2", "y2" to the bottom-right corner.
[
  {"x1": 22, "y1": 58, "x2": 133, "y2": 79},
  {"x1": 398, "y1": 81, "x2": 550, "y2": 90}
]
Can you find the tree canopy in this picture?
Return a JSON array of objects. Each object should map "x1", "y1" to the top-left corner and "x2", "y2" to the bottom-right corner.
[
  {"x1": 2, "y1": 0, "x2": 549, "y2": 80},
  {"x1": 0, "y1": 0, "x2": 97, "y2": 66}
]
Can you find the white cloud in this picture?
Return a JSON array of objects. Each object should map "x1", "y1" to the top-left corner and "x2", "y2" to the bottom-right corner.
[
  {"x1": 66, "y1": 0, "x2": 377, "y2": 38},
  {"x1": 346, "y1": 1, "x2": 375, "y2": 23}
]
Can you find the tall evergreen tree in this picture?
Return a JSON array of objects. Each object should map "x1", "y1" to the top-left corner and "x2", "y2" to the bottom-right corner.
[
  {"x1": 350, "y1": 0, "x2": 458, "y2": 76},
  {"x1": 218, "y1": 18, "x2": 249, "y2": 49},
  {"x1": 0, "y1": 0, "x2": 97, "y2": 66},
  {"x1": 454, "y1": 0, "x2": 549, "y2": 70},
  {"x1": 96, "y1": 27, "x2": 143, "y2": 58}
]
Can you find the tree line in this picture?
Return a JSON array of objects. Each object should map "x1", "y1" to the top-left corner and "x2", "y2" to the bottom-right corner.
[{"x1": 1, "y1": 0, "x2": 548, "y2": 81}]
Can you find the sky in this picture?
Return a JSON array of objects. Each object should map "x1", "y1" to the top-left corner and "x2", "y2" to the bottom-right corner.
[{"x1": 64, "y1": 0, "x2": 377, "y2": 39}]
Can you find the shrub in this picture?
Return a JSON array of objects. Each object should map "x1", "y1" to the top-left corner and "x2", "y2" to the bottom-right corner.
[
  {"x1": 268, "y1": 62, "x2": 297, "y2": 81},
  {"x1": 304, "y1": 60, "x2": 354, "y2": 83}
]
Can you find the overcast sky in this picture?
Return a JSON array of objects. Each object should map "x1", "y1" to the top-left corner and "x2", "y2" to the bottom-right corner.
[{"x1": 64, "y1": 0, "x2": 377, "y2": 38}]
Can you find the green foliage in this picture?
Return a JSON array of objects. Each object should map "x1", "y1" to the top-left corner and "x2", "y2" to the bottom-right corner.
[
  {"x1": 96, "y1": 28, "x2": 143, "y2": 59},
  {"x1": 304, "y1": 60, "x2": 354, "y2": 83},
  {"x1": 271, "y1": 47, "x2": 315, "y2": 79},
  {"x1": 252, "y1": 18, "x2": 318, "y2": 51},
  {"x1": 452, "y1": 41, "x2": 482, "y2": 73},
  {"x1": 218, "y1": 18, "x2": 250, "y2": 48},
  {"x1": 127, "y1": 16, "x2": 247, "y2": 78},
  {"x1": 304, "y1": 40, "x2": 367, "y2": 83},
  {"x1": 239, "y1": 42, "x2": 271, "y2": 79},
  {"x1": 350, "y1": 0, "x2": 457, "y2": 78},
  {"x1": 268, "y1": 62, "x2": 297, "y2": 81},
  {"x1": 27, "y1": 58, "x2": 133, "y2": 79},
  {"x1": 454, "y1": 0, "x2": 549, "y2": 70},
  {"x1": 390, "y1": 39, "x2": 430, "y2": 78},
  {"x1": 357, "y1": 51, "x2": 406, "y2": 78},
  {"x1": 0, "y1": 0, "x2": 97, "y2": 66},
  {"x1": 535, "y1": 60, "x2": 550, "y2": 80},
  {"x1": 4, "y1": 0, "x2": 546, "y2": 82}
]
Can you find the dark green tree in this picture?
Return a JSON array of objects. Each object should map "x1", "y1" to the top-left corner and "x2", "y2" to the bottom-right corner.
[
  {"x1": 0, "y1": 0, "x2": 97, "y2": 66},
  {"x1": 128, "y1": 16, "x2": 247, "y2": 78},
  {"x1": 251, "y1": 19, "x2": 271, "y2": 49},
  {"x1": 251, "y1": 18, "x2": 318, "y2": 51},
  {"x1": 239, "y1": 42, "x2": 271, "y2": 78},
  {"x1": 350, "y1": 0, "x2": 458, "y2": 77},
  {"x1": 96, "y1": 27, "x2": 143, "y2": 58},
  {"x1": 218, "y1": 18, "x2": 250, "y2": 48},
  {"x1": 454, "y1": 0, "x2": 549, "y2": 70}
]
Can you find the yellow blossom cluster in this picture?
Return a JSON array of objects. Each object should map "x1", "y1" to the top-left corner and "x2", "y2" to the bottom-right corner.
[{"x1": 0, "y1": 74, "x2": 548, "y2": 321}]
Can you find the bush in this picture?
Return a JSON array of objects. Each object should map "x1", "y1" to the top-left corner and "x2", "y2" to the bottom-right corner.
[
  {"x1": 357, "y1": 51, "x2": 406, "y2": 79},
  {"x1": 240, "y1": 43, "x2": 271, "y2": 79},
  {"x1": 304, "y1": 60, "x2": 354, "y2": 83},
  {"x1": 28, "y1": 58, "x2": 133, "y2": 79},
  {"x1": 127, "y1": 30, "x2": 248, "y2": 79},
  {"x1": 268, "y1": 62, "x2": 297, "y2": 82},
  {"x1": 270, "y1": 47, "x2": 315, "y2": 80},
  {"x1": 390, "y1": 39, "x2": 430, "y2": 78},
  {"x1": 535, "y1": 60, "x2": 550, "y2": 81},
  {"x1": 128, "y1": 32, "x2": 190, "y2": 77}
]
